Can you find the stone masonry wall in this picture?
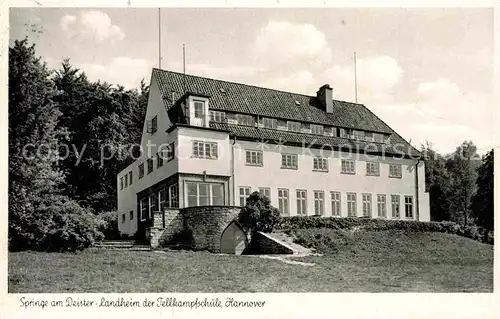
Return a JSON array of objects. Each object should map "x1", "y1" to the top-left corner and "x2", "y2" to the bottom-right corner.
[
  {"x1": 159, "y1": 209, "x2": 184, "y2": 245},
  {"x1": 181, "y1": 206, "x2": 242, "y2": 252},
  {"x1": 250, "y1": 231, "x2": 294, "y2": 254}
]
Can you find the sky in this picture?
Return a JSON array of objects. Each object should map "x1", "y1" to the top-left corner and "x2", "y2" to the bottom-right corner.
[{"x1": 9, "y1": 7, "x2": 495, "y2": 154}]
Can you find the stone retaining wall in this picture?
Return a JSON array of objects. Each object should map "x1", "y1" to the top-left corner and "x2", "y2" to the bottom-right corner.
[
  {"x1": 147, "y1": 206, "x2": 244, "y2": 252},
  {"x1": 250, "y1": 231, "x2": 294, "y2": 254},
  {"x1": 182, "y1": 206, "x2": 242, "y2": 252}
]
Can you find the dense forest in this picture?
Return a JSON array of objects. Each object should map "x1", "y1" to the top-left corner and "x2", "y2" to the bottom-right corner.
[{"x1": 8, "y1": 39, "x2": 494, "y2": 251}]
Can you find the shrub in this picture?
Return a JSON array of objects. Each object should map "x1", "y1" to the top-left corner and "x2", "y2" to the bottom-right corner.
[
  {"x1": 276, "y1": 216, "x2": 487, "y2": 243},
  {"x1": 98, "y1": 211, "x2": 120, "y2": 240},
  {"x1": 238, "y1": 191, "x2": 281, "y2": 233},
  {"x1": 9, "y1": 194, "x2": 104, "y2": 252}
]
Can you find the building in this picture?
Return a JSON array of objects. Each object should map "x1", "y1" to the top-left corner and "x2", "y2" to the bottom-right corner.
[{"x1": 117, "y1": 68, "x2": 430, "y2": 236}]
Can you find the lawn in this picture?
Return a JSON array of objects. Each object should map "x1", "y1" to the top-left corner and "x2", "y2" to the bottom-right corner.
[{"x1": 8, "y1": 230, "x2": 493, "y2": 292}]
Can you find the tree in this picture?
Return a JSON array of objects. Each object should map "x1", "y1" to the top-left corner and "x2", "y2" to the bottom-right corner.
[
  {"x1": 446, "y1": 141, "x2": 479, "y2": 226},
  {"x1": 238, "y1": 192, "x2": 282, "y2": 234},
  {"x1": 421, "y1": 141, "x2": 453, "y2": 221},
  {"x1": 472, "y1": 149, "x2": 494, "y2": 234},
  {"x1": 8, "y1": 39, "x2": 102, "y2": 251},
  {"x1": 52, "y1": 61, "x2": 144, "y2": 212}
]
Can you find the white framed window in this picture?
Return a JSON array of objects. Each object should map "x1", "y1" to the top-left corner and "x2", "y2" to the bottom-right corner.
[
  {"x1": 187, "y1": 182, "x2": 224, "y2": 207},
  {"x1": 262, "y1": 117, "x2": 278, "y2": 129},
  {"x1": 377, "y1": 194, "x2": 387, "y2": 218},
  {"x1": 311, "y1": 124, "x2": 324, "y2": 135},
  {"x1": 296, "y1": 190, "x2": 307, "y2": 216},
  {"x1": 209, "y1": 110, "x2": 226, "y2": 123},
  {"x1": 341, "y1": 159, "x2": 356, "y2": 174},
  {"x1": 278, "y1": 188, "x2": 289, "y2": 216},
  {"x1": 237, "y1": 114, "x2": 254, "y2": 126},
  {"x1": 147, "y1": 158, "x2": 154, "y2": 174},
  {"x1": 140, "y1": 197, "x2": 148, "y2": 221},
  {"x1": 239, "y1": 187, "x2": 251, "y2": 206},
  {"x1": 314, "y1": 190, "x2": 325, "y2": 216},
  {"x1": 194, "y1": 100, "x2": 205, "y2": 118},
  {"x1": 287, "y1": 121, "x2": 301, "y2": 132},
  {"x1": 138, "y1": 163, "x2": 144, "y2": 179},
  {"x1": 331, "y1": 191, "x2": 341, "y2": 217},
  {"x1": 281, "y1": 153, "x2": 298, "y2": 169},
  {"x1": 405, "y1": 196, "x2": 414, "y2": 218},
  {"x1": 192, "y1": 141, "x2": 218, "y2": 159},
  {"x1": 366, "y1": 162, "x2": 380, "y2": 176},
  {"x1": 391, "y1": 195, "x2": 400, "y2": 219},
  {"x1": 169, "y1": 184, "x2": 179, "y2": 208},
  {"x1": 149, "y1": 193, "x2": 158, "y2": 217},
  {"x1": 159, "y1": 189, "x2": 166, "y2": 211},
  {"x1": 389, "y1": 164, "x2": 402, "y2": 178},
  {"x1": 128, "y1": 171, "x2": 133, "y2": 185},
  {"x1": 313, "y1": 157, "x2": 328, "y2": 171},
  {"x1": 347, "y1": 193, "x2": 357, "y2": 217},
  {"x1": 245, "y1": 150, "x2": 263, "y2": 166},
  {"x1": 362, "y1": 193, "x2": 372, "y2": 217},
  {"x1": 258, "y1": 187, "x2": 271, "y2": 200}
]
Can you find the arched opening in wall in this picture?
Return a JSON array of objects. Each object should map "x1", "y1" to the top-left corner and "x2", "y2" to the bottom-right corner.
[{"x1": 220, "y1": 221, "x2": 247, "y2": 255}]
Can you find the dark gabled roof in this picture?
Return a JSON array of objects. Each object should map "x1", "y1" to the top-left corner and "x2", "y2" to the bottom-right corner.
[
  {"x1": 154, "y1": 69, "x2": 393, "y2": 133},
  {"x1": 152, "y1": 68, "x2": 421, "y2": 157},
  {"x1": 209, "y1": 122, "x2": 421, "y2": 158}
]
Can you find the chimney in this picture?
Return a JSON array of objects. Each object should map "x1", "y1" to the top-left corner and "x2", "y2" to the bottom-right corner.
[{"x1": 316, "y1": 84, "x2": 334, "y2": 113}]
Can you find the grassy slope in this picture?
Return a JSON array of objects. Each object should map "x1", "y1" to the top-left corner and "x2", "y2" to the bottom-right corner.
[{"x1": 8, "y1": 230, "x2": 493, "y2": 293}]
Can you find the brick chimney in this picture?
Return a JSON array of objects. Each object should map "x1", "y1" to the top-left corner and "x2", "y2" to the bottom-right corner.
[{"x1": 316, "y1": 84, "x2": 334, "y2": 113}]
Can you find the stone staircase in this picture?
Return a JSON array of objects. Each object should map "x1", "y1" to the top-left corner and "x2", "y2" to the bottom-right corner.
[{"x1": 92, "y1": 240, "x2": 151, "y2": 251}]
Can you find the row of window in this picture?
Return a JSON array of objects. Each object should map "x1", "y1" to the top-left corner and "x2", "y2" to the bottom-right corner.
[
  {"x1": 239, "y1": 187, "x2": 414, "y2": 219},
  {"x1": 138, "y1": 184, "x2": 179, "y2": 221},
  {"x1": 120, "y1": 170, "x2": 134, "y2": 190},
  {"x1": 208, "y1": 110, "x2": 390, "y2": 143},
  {"x1": 137, "y1": 143, "x2": 175, "y2": 180},
  {"x1": 245, "y1": 150, "x2": 403, "y2": 178}
]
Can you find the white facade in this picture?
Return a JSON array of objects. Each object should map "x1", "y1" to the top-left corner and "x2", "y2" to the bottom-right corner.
[
  {"x1": 116, "y1": 72, "x2": 431, "y2": 236},
  {"x1": 232, "y1": 140, "x2": 430, "y2": 220}
]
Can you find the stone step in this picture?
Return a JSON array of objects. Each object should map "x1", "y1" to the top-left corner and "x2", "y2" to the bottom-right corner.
[
  {"x1": 90, "y1": 246, "x2": 152, "y2": 251},
  {"x1": 99, "y1": 240, "x2": 137, "y2": 244}
]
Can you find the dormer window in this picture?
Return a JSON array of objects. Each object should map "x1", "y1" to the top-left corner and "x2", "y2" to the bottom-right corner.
[
  {"x1": 262, "y1": 117, "x2": 277, "y2": 129},
  {"x1": 210, "y1": 110, "x2": 226, "y2": 123},
  {"x1": 188, "y1": 95, "x2": 209, "y2": 127},
  {"x1": 340, "y1": 128, "x2": 353, "y2": 139},
  {"x1": 353, "y1": 130, "x2": 364, "y2": 140},
  {"x1": 287, "y1": 121, "x2": 301, "y2": 132},
  {"x1": 311, "y1": 124, "x2": 324, "y2": 135},
  {"x1": 237, "y1": 114, "x2": 255, "y2": 126},
  {"x1": 194, "y1": 100, "x2": 205, "y2": 118},
  {"x1": 365, "y1": 132, "x2": 374, "y2": 142}
]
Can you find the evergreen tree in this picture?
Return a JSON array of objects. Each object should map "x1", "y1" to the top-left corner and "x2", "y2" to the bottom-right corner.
[
  {"x1": 446, "y1": 141, "x2": 479, "y2": 226},
  {"x1": 421, "y1": 142, "x2": 452, "y2": 221},
  {"x1": 472, "y1": 149, "x2": 494, "y2": 233},
  {"x1": 8, "y1": 39, "x2": 102, "y2": 251}
]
